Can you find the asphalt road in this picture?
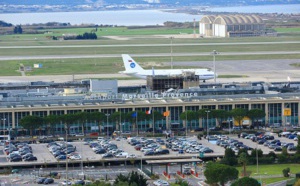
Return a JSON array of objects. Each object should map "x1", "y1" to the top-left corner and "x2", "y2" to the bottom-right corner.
[{"x1": 0, "y1": 51, "x2": 299, "y2": 61}]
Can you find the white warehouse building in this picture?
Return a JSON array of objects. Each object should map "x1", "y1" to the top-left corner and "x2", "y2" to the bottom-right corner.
[{"x1": 199, "y1": 14, "x2": 266, "y2": 37}]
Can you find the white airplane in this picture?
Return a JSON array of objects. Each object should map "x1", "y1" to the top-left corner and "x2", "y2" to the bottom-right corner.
[{"x1": 119, "y1": 54, "x2": 215, "y2": 81}]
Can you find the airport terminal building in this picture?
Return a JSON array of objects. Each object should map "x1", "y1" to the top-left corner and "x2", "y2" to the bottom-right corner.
[{"x1": 0, "y1": 79, "x2": 299, "y2": 136}]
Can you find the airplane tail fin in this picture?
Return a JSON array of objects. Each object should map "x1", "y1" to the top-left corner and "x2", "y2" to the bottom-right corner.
[{"x1": 122, "y1": 54, "x2": 144, "y2": 73}]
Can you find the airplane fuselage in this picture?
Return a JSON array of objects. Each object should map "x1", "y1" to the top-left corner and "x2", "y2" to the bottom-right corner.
[
  {"x1": 120, "y1": 54, "x2": 216, "y2": 81},
  {"x1": 123, "y1": 69, "x2": 215, "y2": 80}
]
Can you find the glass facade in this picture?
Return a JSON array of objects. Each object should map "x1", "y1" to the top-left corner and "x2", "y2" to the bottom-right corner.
[
  {"x1": 268, "y1": 103, "x2": 282, "y2": 124},
  {"x1": 0, "y1": 112, "x2": 13, "y2": 134},
  {"x1": 1, "y1": 99, "x2": 299, "y2": 136},
  {"x1": 186, "y1": 106, "x2": 200, "y2": 129}
]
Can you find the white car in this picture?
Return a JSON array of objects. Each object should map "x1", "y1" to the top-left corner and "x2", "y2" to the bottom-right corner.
[
  {"x1": 60, "y1": 180, "x2": 72, "y2": 185},
  {"x1": 153, "y1": 179, "x2": 170, "y2": 186},
  {"x1": 141, "y1": 147, "x2": 152, "y2": 152},
  {"x1": 69, "y1": 155, "x2": 81, "y2": 160},
  {"x1": 115, "y1": 152, "x2": 128, "y2": 158},
  {"x1": 126, "y1": 154, "x2": 137, "y2": 159}
]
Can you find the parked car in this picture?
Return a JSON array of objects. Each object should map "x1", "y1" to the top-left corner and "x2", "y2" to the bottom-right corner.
[
  {"x1": 36, "y1": 177, "x2": 46, "y2": 184},
  {"x1": 10, "y1": 156, "x2": 22, "y2": 162},
  {"x1": 153, "y1": 179, "x2": 170, "y2": 186},
  {"x1": 24, "y1": 156, "x2": 37, "y2": 161},
  {"x1": 43, "y1": 178, "x2": 54, "y2": 184},
  {"x1": 144, "y1": 150, "x2": 155, "y2": 156},
  {"x1": 60, "y1": 180, "x2": 72, "y2": 185},
  {"x1": 287, "y1": 145, "x2": 296, "y2": 151},
  {"x1": 126, "y1": 154, "x2": 137, "y2": 159},
  {"x1": 194, "y1": 127, "x2": 204, "y2": 131},
  {"x1": 102, "y1": 153, "x2": 114, "y2": 158},
  {"x1": 201, "y1": 148, "x2": 214, "y2": 153},
  {"x1": 274, "y1": 146, "x2": 282, "y2": 151},
  {"x1": 95, "y1": 148, "x2": 106, "y2": 154},
  {"x1": 69, "y1": 155, "x2": 81, "y2": 160},
  {"x1": 115, "y1": 152, "x2": 128, "y2": 158},
  {"x1": 74, "y1": 180, "x2": 85, "y2": 185},
  {"x1": 56, "y1": 155, "x2": 67, "y2": 160}
]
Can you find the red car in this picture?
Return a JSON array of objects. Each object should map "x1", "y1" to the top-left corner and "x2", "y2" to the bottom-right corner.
[{"x1": 134, "y1": 144, "x2": 143, "y2": 150}]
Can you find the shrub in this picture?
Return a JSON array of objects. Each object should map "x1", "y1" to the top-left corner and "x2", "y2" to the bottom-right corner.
[
  {"x1": 231, "y1": 177, "x2": 260, "y2": 186},
  {"x1": 282, "y1": 167, "x2": 290, "y2": 177}
]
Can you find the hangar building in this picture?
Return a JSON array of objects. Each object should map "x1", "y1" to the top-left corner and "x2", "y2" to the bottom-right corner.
[{"x1": 199, "y1": 14, "x2": 266, "y2": 37}]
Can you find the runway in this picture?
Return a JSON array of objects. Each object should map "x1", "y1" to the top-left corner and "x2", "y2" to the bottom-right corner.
[{"x1": 0, "y1": 59, "x2": 299, "y2": 85}]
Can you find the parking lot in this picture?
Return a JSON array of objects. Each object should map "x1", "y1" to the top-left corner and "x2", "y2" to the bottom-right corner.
[
  {"x1": 0, "y1": 131, "x2": 298, "y2": 168},
  {"x1": 0, "y1": 130, "x2": 298, "y2": 185}
]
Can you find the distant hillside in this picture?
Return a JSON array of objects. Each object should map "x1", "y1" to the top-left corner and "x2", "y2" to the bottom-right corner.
[{"x1": 1, "y1": 0, "x2": 299, "y2": 6}]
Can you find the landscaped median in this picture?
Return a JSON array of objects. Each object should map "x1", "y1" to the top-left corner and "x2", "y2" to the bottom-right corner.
[{"x1": 236, "y1": 164, "x2": 299, "y2": 185}]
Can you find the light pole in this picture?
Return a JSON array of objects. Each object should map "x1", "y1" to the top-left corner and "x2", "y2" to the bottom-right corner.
[
  {"x1": 138, "y1": 155, "x2": 143, "y2": 170},
  {"x1": 256, "y1": 144, "x2": 259, "y2": 174},
  {"x1": 105, "y1": 114, "x2": 110, "y2": 139},
  {"x1": 211, "y1": 50, "x2": 219, "y2": 83},
  {"x1": 185, "y1": 111, "x2": 188, "y2": 137},
  {"x1": 205, "y1": 110, "x2": 211, "y2": 141},
  {"x1": 152, "y1": 111, "x2": 155, "y2": 137},
  {"x1": 1, "y1": 118, "x2": 6, "y2": 135},
  {"x1": 170, "y1": 37, "x2": 174, "y2": 69},
  {"x1": 121, "y1": 123, "x2": 125, "y2": 149},
  {"x1": 7, "y1": 127, "x2": 11, "y2": 147},
  {"x1": 64, "y1": 124, "x2": 68, "y2": 182}
]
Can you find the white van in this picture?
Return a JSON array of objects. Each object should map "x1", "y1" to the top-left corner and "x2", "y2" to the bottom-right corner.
[
  {"x1": 97, "y1": 137, "x2": 104, "y2": 141},
  {"x1": 280, "y1": 132, "x2": 291, "y2": 137},
  {"x1": 115, "y1": 152, "x2": 128, "y2": 158},
  {"x1": 183, "y1": 166, "x2": 191, "y2": 175}
]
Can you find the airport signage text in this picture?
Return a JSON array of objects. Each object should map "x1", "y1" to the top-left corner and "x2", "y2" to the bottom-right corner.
[{"x1": 85, "y1": 92, "x2": 198, "y2": 100}]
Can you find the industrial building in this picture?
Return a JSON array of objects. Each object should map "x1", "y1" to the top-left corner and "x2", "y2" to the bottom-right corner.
[{"x1": 199, "y1": 14, "x2": 266, "y2": 37}]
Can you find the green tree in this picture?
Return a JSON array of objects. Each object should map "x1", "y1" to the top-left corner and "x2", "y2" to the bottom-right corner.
[
  {"x1": 90, "y1": 112, "x2": 105, "y2": 135},
  {"x1": 237, "y1": 148, "x2": 249, "y2": 156},
  {"x1": 293, "y1": 178, "x2": 300, "y2": 186},
  {"x1": 282, "y1": 167, "x2": 290, "y2": 177},
  {"x1": 204, "y1": 162, "x2": 238, "y2": 186},
  {"x1": 238, "y1": 152, "x2": 249, "y2": 177},
  {"x1": 247, "y1": 109, "x2": 266, "y2": 129},
  {"x1": 175, "y1": 178, "x2": 189, "y2": 186},
  {"x1": 231, "y1": 177, "x2": 260, "y2": 186},
  {"x1": 91, "y1": 180, "x2": 111, "y2": 186},
  {"x1": 19, "y1": 115, "x2": 43, "y2": 136},
  {"x1": 198, "y1": 109, "x2": 211, "y2": 131},
  {"x1": 180, "y1": 110, "x2": 198, "y2": 130},
  {"x1": 114, "y1": 181, "x2": 129, "y2": 186},
  {"x1": 114, "y1": 171, "x2": 147, "y2": 186},
  {"x1": 221, "y1": 148, "x2": 238, "y2": 166},
  {"x1": 296, "y1": 135, "x2": 300, "y2": 154},
  {"x1": 13, "y1": 25, "x2": 23, "y2": 34},
  {"x1": 211, "y1": 109, "x2": 229, "y2": 128},
  {"x1": 59, "y1": 114, "x2": 77, "y2": 135},
  {"x1": 278, "y1": 147, "x2": 289, "y2": 163},
  {"x1": 126, "y1": 111, "x2": 147, "y2": 134},
  {"x1": 114, "y1": 173, "x2": 128, "y2": 185},
  {"x1": 111, "y1": 111, "x2": 127, "y2": 132},
  {"x1": 230, "y1": 108, "x2": 247, "y2": 128},
  {"x1": 75, "y1": 112, "x2": 90, "y2": 135},
  {"x1": 146, "y1": 110, "x2": 163, "y2": 135},
  {"x1": 128, "y1": 171, "x2": 147, "y2": 186},
  {"x1": 250, "y1": 149, "x2": 263, "y2": 158},
  {"x1": 44, "y1": 115, "x2": 60, "y2": 136}
]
